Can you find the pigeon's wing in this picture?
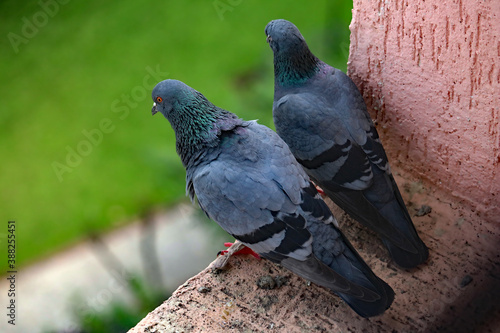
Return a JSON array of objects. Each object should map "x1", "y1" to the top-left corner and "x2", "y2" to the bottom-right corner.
[
  {"x1": 324, "y1": 71, "x2": 429, "y2": 267},
  {"x1": 327, "y1": 68, "x2": 391, "y2": 173},
  {"x1": 273, "y1": 91, "x2": 385, "y2": 191},
  {"x1": 273, "y1": 92, "x2": 412, "y2": 250},
  {"x1": 191, "y1": 124, "x2": 317, "y2": 258}
]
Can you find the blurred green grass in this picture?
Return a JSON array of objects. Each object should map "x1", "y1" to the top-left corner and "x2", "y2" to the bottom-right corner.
[{"x1": 0, "y1": 0, "x2": 352, "y2": 271}]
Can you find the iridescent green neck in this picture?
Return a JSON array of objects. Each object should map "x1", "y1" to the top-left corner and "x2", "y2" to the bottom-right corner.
[
  {"x1": 172, "y1": 97, "x2": 241, "y2": 166},
  {"x1": 274, "y1": 46, "x2": 320, "y2": 87}
]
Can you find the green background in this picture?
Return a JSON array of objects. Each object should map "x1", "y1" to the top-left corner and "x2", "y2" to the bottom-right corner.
[{"x1": 0, "y1": 0, "x2": 352, "y2": 271}]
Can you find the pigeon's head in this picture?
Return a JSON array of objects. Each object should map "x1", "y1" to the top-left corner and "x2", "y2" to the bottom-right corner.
[
  {"x1": 151, "y1": 79, "x2": 193, "y2": 119},
  {"x1": 151, "y1": 79, "x2": 241, "y2": 164},
  {"x1": 265, "y1": 19, "x2": 307, "y2": 54}
]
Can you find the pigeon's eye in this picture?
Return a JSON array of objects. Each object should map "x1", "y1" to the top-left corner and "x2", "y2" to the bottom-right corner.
[{"x1": 156, "y1": 96, "x2": 163, "y2": 103}]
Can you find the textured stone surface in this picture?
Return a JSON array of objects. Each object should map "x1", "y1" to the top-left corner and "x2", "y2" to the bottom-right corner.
[
  {"x1": 128, "y1": 170, "x2": 500, "y2": 332},
  {"x1": 348, "y1": 0, "x2": 500, "y2": 223}
]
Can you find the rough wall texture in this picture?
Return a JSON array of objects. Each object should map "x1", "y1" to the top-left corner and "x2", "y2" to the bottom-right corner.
[{"x1": 348, "y1": 0, "x2": 500, "y2": 223}]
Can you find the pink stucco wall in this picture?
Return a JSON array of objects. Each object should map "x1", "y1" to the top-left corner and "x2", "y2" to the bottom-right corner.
[{"x1": 348, "y1": 0, "x2": 500, "y2": 223}]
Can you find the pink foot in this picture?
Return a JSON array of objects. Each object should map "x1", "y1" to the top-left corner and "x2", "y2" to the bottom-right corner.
[
  {"x1": 314, "y1": 184, "x2": 326, "y2": 196},
  {"x1": 218, "y1": 242, "x2": 261, "y2": 260}
]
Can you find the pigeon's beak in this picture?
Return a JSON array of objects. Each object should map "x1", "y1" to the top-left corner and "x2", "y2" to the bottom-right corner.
[
  {"x1": 152, "y1": 102, "x2": 158, "y2": 116},
  {"x1": 266, "y1": 35, "x2": 272, "y2": 43}
]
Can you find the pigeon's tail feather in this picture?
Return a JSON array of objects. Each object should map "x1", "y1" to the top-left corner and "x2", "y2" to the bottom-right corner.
[
  {"x1": 323, "y1": 170, "x2": 428, "y2": 268},
  {"x1": 381, "y1": 237, "x2": 428, "y2": 269},
  {"x1": 332, "y1": 234, "x2": 394, "y2": 317},
  {"x1": 378, "y1": 176, "x2": 429, "y2": 268},
  {"x1": 336, "y1": 273, "x2": 394, "y2": 318},
  {"x1": 305, "y1": 220, "x2": 395, "y2": 317}
]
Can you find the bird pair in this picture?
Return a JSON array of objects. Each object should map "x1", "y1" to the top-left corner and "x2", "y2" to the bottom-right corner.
[{"x1": 151, "y1": 19, "x2": 428, "y2": 318}]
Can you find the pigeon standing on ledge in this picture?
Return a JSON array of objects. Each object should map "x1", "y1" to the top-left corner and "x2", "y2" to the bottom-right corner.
[
  {"x1": 265, "y1": 19, "x2": 428, "y2": 269},
  {"x1": 151, "y1": 79, "x2": 394, "y2": 317}
]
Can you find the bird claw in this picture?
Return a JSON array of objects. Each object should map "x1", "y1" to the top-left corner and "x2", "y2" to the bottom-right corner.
[
  {"x1": 218, "y1": 242, "x2": 261, "y2": 259},
  {"x1": 313, "y1": 183, "x2": 326, "y2": 196},
  {"x1": 210, "y1": 241, "x2": 260, "y2": 270}
]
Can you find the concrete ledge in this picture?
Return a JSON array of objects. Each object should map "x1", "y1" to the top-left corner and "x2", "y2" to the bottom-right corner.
[{"x1": 128, "y1": 170, "x2": 500, "y2": 332}]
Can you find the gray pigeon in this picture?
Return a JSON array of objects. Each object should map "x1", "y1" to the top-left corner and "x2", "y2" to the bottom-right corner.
[
  {"x1": 265, "y1": 19, "x2": 428, "y2": 269},
  {"x1": 151, "y1": 79, "x2": 394, "y2": 317}
]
